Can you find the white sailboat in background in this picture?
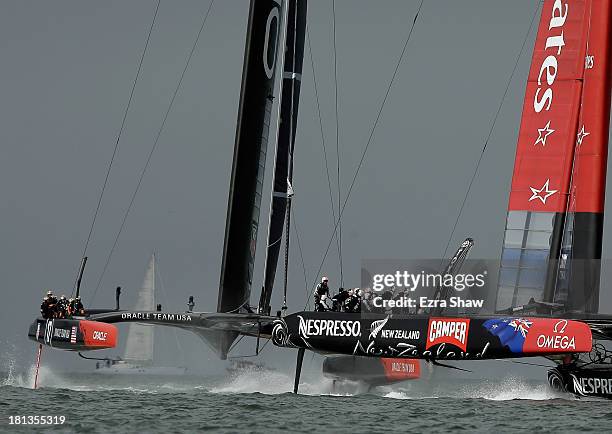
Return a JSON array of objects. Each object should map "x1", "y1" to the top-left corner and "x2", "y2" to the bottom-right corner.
[{"x1": 94, "y1": 254, "x2": 187, "y2": 375}]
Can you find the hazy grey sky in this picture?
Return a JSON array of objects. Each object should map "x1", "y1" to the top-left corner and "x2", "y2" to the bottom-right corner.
[{"x1": 2, "y1": 0, "x2": 611, "y2": 372}]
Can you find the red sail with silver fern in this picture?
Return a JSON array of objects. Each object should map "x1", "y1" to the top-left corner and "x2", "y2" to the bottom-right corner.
[{"x1": 496, "y1": 0, "x2": 612, "y2": 313}]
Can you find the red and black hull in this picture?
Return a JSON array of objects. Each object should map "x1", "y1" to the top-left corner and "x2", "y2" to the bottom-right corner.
[
  {"x1": 323, "y1": 356, "x2": 420, "y2": 387},
  {"x1": 28, "y1": 318, "x2": 117, "y2": 351}
]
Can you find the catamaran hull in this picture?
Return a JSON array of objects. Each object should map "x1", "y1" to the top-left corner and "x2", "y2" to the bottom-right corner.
[
  {"x1": 322, "y1": 356, "x2": 420, "y2": 387},
  {"x1": 548, "y1": 365, "x2": 612, "y2": 399},
  {"x1": 93, "y1": 364, "x2": 186, "y2": 376},
  {"x1": 28, "y1": 318, "x2": 117, "y2": 351},
  {"x1": 272, "y1": 312, "x2": 592, "y2": 360}
]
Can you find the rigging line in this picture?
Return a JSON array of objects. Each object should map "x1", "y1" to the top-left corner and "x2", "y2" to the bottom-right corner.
[
  {"x1": 71, "y1": 0, "x2": 161, "y2": 297},
  {"x1": 332, "y1": 0, "x2": 343, "y2": 288},
  {"x1": 305, "y1": 0, "x2": 425, "y2": 309},
  {"x1": 227, "y1": 330, "x2": 275, "y2": 359},
  {"x1": 306, "y1": 25, "x2": 343, "y2": 277},
  {"x1": 89, "y1": 0, "x2": 216, "y2": 304},
  {"x1": 291, "y1": 207, "x2": 309, "y2": 298},
  {"x1": 499, "y1": 359, "x2": 555, "y2": 369},
  {"x1": 439, "y1": 0, "x2": 542, "y2": 262}
]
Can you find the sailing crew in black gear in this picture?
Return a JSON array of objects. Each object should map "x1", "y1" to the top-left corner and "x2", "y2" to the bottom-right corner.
[
  {"x1": 41, "y1": 292, "x2": 51, "y2": 319},
  {"x1": 41, "y1": 290, "x2": 58, "y2": 319},
  {"x1": 57, "y1": 295, "x2": 69, "y2": 318},
  {"x1": 345, "y1": 288, "x2": 362, "y2": 313},
  {"x1": 332, "y1": 288, "x2": 350, "y2": 312},
  {"x1": 68, "y1": 297, "x2": 83, "y2": 316},
  {"x1": 74, "y1": 296, "x2": 84, "y2": 315},
  {"x1": 314, "y1": 277, "x2": 330, "y2": 311}
]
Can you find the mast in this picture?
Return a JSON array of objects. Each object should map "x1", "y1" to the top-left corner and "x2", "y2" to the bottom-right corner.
[
  {"x1": 218, "y1": 0, "x2": 283, "y2": 315},
  {"x1": 258, "y1": 0, "x2": 307, "y2": 315},
  {"x1": 496, "y1": 0, "x2": 612, "y2": 314}
]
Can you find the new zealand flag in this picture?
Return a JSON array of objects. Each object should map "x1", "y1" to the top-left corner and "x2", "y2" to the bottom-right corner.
[{"x1": 482, "y1": 318, "x2": 532, "y2": 353}]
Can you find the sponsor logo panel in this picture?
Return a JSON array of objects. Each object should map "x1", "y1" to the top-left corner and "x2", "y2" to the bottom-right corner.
[
  {"x1": 298, "y1": 315, "x2": 361, "y2": 339},
  {"x1": 120, "y1": 312, "x2": 192, "y2": 322},
  {"x1": 571, "y1": 374, "x2": 612, "y2": 397},
  {"x1": 80, "y1": 321, "x2": 118, "y2": 349},
  {"x1": 426, "y1": 318, "x2": 470, "y2": 352},
  {"x1": 53, "y1": 328, "x2": 71, "y2": 339},
  {"x1": 381, "y1": 358, "x2": 420, "y2": 381},
  {"x1": 523, "y1": 318, "x2": 591, "y2": 354}
]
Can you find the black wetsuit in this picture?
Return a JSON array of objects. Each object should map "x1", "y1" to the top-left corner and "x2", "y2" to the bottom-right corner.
[
  {"x1": 345, "y1": 294, "x2": 361, "y2": 313},
  {"x1": 57, "y1": 299, "x2": 68, "y2": 318},
  {"x1": 332, "y1": 289, "x2": 350, "y2": 312},
  {"x1": 74, "y1": 300, "x2": 84, "y2": 315},
  {"x1": 40, "y1": 299, "x2": 51, "y2": 319},
  {"x1": 46, "y1": 296, "x2": 58, "y2": 318}
]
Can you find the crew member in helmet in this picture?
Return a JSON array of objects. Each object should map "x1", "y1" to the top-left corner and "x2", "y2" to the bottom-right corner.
[
  {"x1": 42, "y1": 290, "x2": 58, "y2": 318},
  {"x1": 314, "y1": 277, "x2": 330, "y2": 312},
  {"x1": 57, "y1": 295, "x2": 69, "y2": 318},
  {"x1": 40, "y1": 295, "x2": 51, "y2": 319}
]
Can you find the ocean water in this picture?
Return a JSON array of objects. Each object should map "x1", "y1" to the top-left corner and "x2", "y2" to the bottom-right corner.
[{"x1": 1, "y1": 364, "x2": 611, "y2": 433}]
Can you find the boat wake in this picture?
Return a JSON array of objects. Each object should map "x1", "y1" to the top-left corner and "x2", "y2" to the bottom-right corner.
[
  {"x1": 210, "y1": 368, "x2": 574, "y2": 402},
  {"x1": 381, "y1": 375, "x2": 574, "y2": 402}
]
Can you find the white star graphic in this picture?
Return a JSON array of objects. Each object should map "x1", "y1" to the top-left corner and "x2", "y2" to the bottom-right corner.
[
  {"x1": 534, "y1": 120, "x2": 555, "y2": 146},
  {"x1": 576, "y1": 125, "x2": 590, "y2": 145},
  {"x1": 529, "y1": 179, "x2": 558, "y2": 204}
]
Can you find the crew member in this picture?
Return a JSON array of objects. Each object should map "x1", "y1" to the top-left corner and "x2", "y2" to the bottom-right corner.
[
  {"x1": 57, "y1": 295, "x2": 68, "y2": 318},
  {"x1": 40, "y1": 293, "x2": 51, "y2": 319},
  {"x1": 41, "y1": 290, "x2": 58, "y2": 318},
  {"x1": 314, "y1": 277, "x2": 330, "y2": 312},
  {"x1": 331, "y1": 287, "x2": 349, "y2": 312},
  {"x1": 74, "y1": 296, "x2": 85, "y2": 315},
  {"x1": 345, "y1": 288, "x2": 362, "y2": 313}
]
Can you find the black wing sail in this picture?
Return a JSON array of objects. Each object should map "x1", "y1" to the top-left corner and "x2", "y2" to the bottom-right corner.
[
  {"x1": 258, "y1": 0, "x2": 307, "y2": 315},
  {"x1": 218, "y1": 0, "x2": 283, "y2": 316}
]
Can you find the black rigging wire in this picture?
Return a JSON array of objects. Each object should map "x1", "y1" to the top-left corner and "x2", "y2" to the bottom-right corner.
[
  {"x1": 305, "y1": 25, "x2": 343, "y2": 282},
  {"x1": 291, "y1": 207, "x2": 309, "y2": 297},
  {"x1": 305, "y1": 0, "x2": 426, "y2": 309},
  {"x1": 72, "y1": 0, "x2": 161, "y2": 296},
  {"x1": 439, "y1": 0, "x2": 542, "y2": 261},
  {"x1": 89, "y1": 0, "x2": 216, "y2": 304},
  {"x1": 332, "y1": 0, "x2": 344, "y2": 288}
]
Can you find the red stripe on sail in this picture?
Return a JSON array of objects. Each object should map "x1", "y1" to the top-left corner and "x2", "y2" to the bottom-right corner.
[{"x1": 508, "y1": 0, "x2": 590, "y2": 213}]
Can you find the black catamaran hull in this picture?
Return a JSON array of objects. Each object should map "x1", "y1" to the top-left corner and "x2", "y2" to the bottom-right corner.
[
  {"x1": 548, "y1": 364, "x2": 612, "y2": 399},
  {"x1": 271, "y1": 312, "x2": 592, "y2": 360}
]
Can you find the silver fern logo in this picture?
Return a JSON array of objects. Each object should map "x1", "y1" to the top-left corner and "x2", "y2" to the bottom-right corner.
[{"x1": 369, "y1": 316, "x2": 389, "y2": 340}]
